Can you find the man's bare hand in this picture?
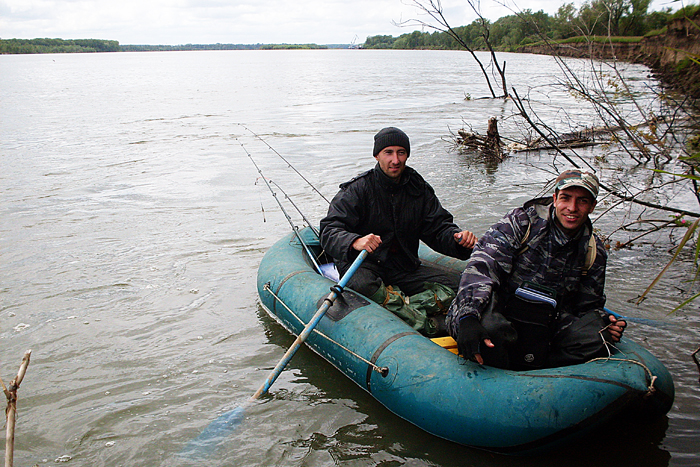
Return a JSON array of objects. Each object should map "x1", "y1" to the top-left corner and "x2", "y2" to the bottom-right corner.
[
  {"x1": 352, "y1": 234, "x2": 382, "y2": 253},
  {"x1": 607, "y1": 314, "x2": 627, "y2": 342},
  {"x1": 454, "y1": 230, "x2": 477, "y2": 249}
]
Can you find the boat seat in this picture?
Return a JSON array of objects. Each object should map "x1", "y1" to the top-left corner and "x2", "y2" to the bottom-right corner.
[{"x1": 431, "y1": 336, "x2": 459, "y2": 355}]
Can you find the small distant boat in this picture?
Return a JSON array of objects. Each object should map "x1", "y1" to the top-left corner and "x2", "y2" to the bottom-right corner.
[{"x1": 257, "y1": 227, "x2": 674, "y2": 454}]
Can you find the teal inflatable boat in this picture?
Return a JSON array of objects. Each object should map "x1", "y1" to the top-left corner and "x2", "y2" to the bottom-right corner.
[{"x1": 256, "y1": 227, "x2": 674, "y2": 454}]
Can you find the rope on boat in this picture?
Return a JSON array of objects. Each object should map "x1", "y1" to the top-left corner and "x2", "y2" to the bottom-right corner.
[
  {"x1": 585, "y1": 328, "x2": 658, "y2": 396},
  {"x1": 263, "y1": 284, "x2": 389, "y2": 377},
  {"x1": 588, "y1": 352, "x2": 657, "y2": 396}
]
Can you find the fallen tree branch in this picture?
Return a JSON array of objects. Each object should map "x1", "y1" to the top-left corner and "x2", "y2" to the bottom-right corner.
[
  {"x1": 3, "y1": 350, "x2": 31, "y2": 467},
  {"x1": 612, "y1": 220, "x2": 676, "y2": 249},
  {"x1": 401, "y1": 1, "x2": 506, "y2": 98},
  {"x1": 511, "y1": 87, "x2": 700, "y2": 218}
]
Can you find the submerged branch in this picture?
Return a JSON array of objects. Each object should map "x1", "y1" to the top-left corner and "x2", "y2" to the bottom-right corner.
[
  {"x1": 510, "y1": 87, "x2": 594, "y2": 170},
  {"x1": 453, "y1": 118, "x2": 506, "y2": 162},
  {"x1": 402, "y1": 0, "x2": 507, "y2": 98},
  {"x1": 612, "y1": 220, "x2": 676, "y2": 249}
]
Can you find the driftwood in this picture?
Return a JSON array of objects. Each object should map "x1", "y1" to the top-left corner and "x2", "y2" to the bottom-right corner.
[
  {"x1": 511, "y1": 126, "x2": 612, "y2": 153},
  {"x1": 454, "y1": 115, "x2": 679, "y2": 164},
  {"x1": 2, "y1": 350, "x2": 31, "y2": 467},
  {"x1": 456, "y1": 121, "x2": 611, "y2": 157},
  {"x1": 512, "y1": 115, "x2": 683, "y2": 154},
  {"x1": 455, "y1": 117, "x2": 506, "y2": 162}
]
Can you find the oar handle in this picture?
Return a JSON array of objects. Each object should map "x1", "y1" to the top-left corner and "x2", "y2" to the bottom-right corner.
[
  {"x1": 250, "y1": 250, "x2": 368, "y2": 401},
  {"x1": 604, "y1": 307, "x2": 628, "y2": 321}
]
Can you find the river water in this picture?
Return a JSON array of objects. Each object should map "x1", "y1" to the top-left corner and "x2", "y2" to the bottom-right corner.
[{"x1": 1, "y1": 50, "x2": 698, "y2": 466}]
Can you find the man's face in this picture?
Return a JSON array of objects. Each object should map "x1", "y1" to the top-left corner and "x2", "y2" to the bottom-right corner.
[
  {"x1": 375, "y1": 146, "x2": 408, "y2": 180},
  {"x1": 553, "y1": 186, "x2": 597, "y2": 235}
]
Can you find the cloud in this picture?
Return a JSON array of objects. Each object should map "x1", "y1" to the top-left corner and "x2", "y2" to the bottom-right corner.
[
  {"x1": 0, "y1": 0, "x2": 418, "y2": 44},
  {"x1": 0, "y1": 0, "x2": 680, "y2": 45}
]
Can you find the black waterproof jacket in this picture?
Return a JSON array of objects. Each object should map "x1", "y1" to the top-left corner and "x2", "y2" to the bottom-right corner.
[{"x1": 319, "y1": 164, "x2": 472, "y2": 272}]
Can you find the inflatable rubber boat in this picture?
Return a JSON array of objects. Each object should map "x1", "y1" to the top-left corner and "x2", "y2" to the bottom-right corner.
[{"x1": 256, "y1": 227, "x2": 674, "y2": 454}]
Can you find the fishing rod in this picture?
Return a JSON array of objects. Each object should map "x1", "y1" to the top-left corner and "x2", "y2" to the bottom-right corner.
[
  {"x1": 269, "y1": 180, "x2": 320, "y2": 240},
  {"x1": 240, "y1": 124, "x2": 331, "y2": 205},
  {"x1": 239, "y1": 139, "x2": 324, "y2": 275}
]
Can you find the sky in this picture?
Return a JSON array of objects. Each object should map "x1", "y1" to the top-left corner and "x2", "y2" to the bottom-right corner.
[{"x1": 0, "y1": 0, "x2": 682, "y2": 45}]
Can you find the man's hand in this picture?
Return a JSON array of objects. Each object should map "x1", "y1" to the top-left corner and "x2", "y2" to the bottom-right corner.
[
  {"x1": 606, "y1": 314, "x2": 627, "y2": 342},
  {"x1": 454, "y1": 230, "x2": 477, "y2": 249},
  {"x1": 352, "y1": 234, "x2": 382, "y2": 253},
  {"x1": 457, "y1": 316, "x2": 494, "y2": 365}
]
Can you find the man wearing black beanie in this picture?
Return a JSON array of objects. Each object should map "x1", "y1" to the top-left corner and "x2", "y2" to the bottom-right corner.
[{"x1": 319, "y1": 127, "x2": 476, "y2": 335}]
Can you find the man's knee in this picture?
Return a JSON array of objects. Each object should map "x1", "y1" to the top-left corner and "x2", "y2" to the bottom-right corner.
[
  {"x1": 344, "y1": 266, "x2": 383, "y2": 298},
  {"x1": 547, "y1": 312, "x2": 609, "y2": 368}
]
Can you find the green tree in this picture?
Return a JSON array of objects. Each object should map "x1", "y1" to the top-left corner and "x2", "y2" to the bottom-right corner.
[
  {"x1": 552, "y1": 3, "x2": 579, "y2": 39},
  {"x1": 619, "y1": 0, "x2": 651, "y2": 35},
  {"x1": 576, "y1": 0, "x2": 608, "y2": 35},
  {"x1": 363, "y1": 35, "x2": 396, "y2": 49},
  {"x1": 393, "y1": 30, "x2": 431, "y2": 49},
  {"x1": 491, "y1": 15, "x2": 523, "y2": 50}
]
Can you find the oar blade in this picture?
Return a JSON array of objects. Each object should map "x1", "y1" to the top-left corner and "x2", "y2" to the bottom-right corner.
[
  {"x1": 179, "y1": 405, "x2": 246, "y2": 459},
  {"x1": 181, "y1": 250, "x2": 369, "y2": 457}
]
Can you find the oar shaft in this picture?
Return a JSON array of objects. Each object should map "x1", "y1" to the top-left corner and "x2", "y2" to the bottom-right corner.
[
  {"x1": 251, "y1": 295, "x2": 336, "y2": 400},
  {"x1": 604, "y1": 307, "x2": 671, "y2": 327},
  {"x1": 250, "y1": 250, "x2": 368, "y2": 401}
]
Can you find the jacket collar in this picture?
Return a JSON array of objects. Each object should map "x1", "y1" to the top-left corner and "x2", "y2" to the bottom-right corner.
[{"x1": 373, "y1": 163, "x2": 414, "y2": 191}]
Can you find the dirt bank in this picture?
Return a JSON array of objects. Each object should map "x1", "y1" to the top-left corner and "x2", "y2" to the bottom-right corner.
[{"x1": 520, "y1": 12, "x2": 700, "y2": 98}]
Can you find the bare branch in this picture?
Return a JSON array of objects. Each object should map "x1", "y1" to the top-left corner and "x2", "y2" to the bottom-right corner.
[
  {"x1": 400, "y1": 0, "x2": 507, "y2": 98},
  {"x1": 4, "y1": 350, "x2": 32, "y2": 467}
]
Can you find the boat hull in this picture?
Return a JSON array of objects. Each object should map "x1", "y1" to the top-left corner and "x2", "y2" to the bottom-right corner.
[{"x1": 256, "y1": 228, "x2": 674, "y2": 454}]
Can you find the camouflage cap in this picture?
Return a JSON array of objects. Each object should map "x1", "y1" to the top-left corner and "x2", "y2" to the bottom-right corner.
[{"x1": 554, "y1": 169, "x2": 599, "y2": 200}]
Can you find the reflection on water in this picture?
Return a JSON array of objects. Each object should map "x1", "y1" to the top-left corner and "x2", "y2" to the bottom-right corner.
[{"x1": 1, "y1": 50, "x2": 698, "y2": 466}]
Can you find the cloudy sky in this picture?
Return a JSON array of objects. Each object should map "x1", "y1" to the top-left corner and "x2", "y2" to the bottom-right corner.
[{"x1": 0, "y1": 0, "x2": 680, "y2": 45}]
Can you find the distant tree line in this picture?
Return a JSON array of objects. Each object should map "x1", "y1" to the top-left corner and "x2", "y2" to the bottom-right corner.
[
  {"x1": 0, "y1": 38, "x2": 120, "y2": 54},
  {"x1": 120, "y1": 43, "x2": 330, "y2": 52},
  {"x1": 364, "y1": 1, "x2": 700, "y2": 51},
  {"x1": 0, "y1": 39, "x2": 335, "y2": 54}
]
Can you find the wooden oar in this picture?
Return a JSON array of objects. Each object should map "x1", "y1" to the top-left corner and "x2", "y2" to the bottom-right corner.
[{"x1": 180, "y1": 250, "x2": 368, "y2": 458}]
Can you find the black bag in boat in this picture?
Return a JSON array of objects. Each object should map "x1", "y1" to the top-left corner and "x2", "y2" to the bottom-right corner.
[{"x1": 501, "y1": 286, "x2": 558, "y2": 371}]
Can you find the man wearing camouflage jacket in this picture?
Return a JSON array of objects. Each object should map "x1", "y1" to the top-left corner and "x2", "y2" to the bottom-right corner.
[{"x1": 446, "y1": 169, "x2": 627, "y2": 370}]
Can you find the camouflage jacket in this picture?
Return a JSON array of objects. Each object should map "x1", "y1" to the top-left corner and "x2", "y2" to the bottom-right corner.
[{"x1": 445, "y1": 197, "x2": 607, "y2": 337}]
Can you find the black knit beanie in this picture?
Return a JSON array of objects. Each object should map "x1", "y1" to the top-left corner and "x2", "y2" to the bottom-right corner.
[{"x1": 373, "y1": 127, "x2": 410, "y2": 157}]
